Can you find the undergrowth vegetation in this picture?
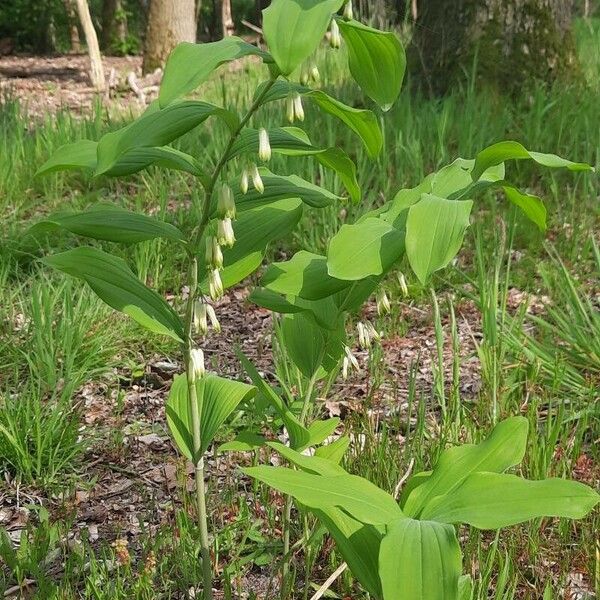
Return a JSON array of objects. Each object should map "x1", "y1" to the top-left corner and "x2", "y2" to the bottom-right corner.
[{"x1": 0, "y1": 7, "x2": 599, "y2": 600}]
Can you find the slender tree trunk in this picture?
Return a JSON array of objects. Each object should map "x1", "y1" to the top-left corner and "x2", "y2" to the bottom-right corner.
[
  {"x1": 143, "y1": 0, "x2": 197, "y2": 73},
  {"x1": 74, "y1": 0, "x2": 106, "y2": 92},
  {"x1": 410, "y1": 0, "x2": 578, "y2": 95},
  {"x1": 221, "y1": 0, "x2": 234, "y2": 37},
  {"x1": 102, "y1": 0, "x2": 128, "y2": 51},
  {"x1": 64, "y1": 0, "x2": 82, "y2": 53}
]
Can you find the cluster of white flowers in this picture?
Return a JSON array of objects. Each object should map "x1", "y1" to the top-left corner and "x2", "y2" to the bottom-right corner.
[
  {"x1": 190, "y1": 347, "x2": 206, "y2": 381},
  {"x1": 286, "y1": 93, "x2": 305, "y2": 123},
  {"x1": 193, "y1": 300, "x2": 221, "y2": 335},
  {"x1": 343, "y1": 1, "x2": 353, "y2": 21},
  {"x1": 357, "y1": 320, "x2": 381, "y2": 349},
  {"x1": 329, "y1": 18, "x2": 341, "y2": 49}
]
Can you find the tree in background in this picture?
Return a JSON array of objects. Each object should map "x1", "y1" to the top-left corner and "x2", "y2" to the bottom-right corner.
[
  {"x1": 222, "y1": 0, "x2": 234, "y2": 37},
  {"x1": 410, "y1": 0, "x2": 579, "y2": 95},
  {"x1": 143, "y1": 0, "x2": 196, "y2": 73},
  {"x1": 101, "y1": 0, "x2": 128, "y2": 52},
  {"x1": 75, "y1": 0, "x2": 106, "y2": 92}
]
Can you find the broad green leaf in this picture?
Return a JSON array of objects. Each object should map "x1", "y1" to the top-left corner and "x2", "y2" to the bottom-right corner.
[
  {"x1": 405, "y1": 194, "x2": 473, "y2": 284},
  {"x1": 218, "y1": 430, "x2": 267, "y2": 453},
  {"x1": 166, "y1": 373, "x2": 256, "y2": 462},
  {"x1": 96, "y1": 100, "x2": 237, "y2": 175},
  {"x1": 258, "y1": 81, "x2": 383, "y2": 158},
  {"x1": 43, "y1": 247, "x2": 184, "y2": 342},
  {"x1": 306, "y1": 418, "x2": 340, "y2": 447},
  {"x1": 29, "y1": 204, "x2": 185, "y2": 244},
  {"x1": 36, "y1": 140, "x2": 98, "y2": 176},
  {"x1": 229, "y1": 128, "x2": 360, "y2": 202},
  {"x1": 337, "y1": 19, "x2": 406, "y2": 111},
  {"x1": 262, "y1": 0, "x2": 344, "y2": 75},
  {"x1": 103, "y1": 146, "x2": 203, "y2": 178},
  {"x1": 160, "y1": 39, "x2": 271, "y2": 106},
  {"x1": 315, "y1": 435, "x2": 350, "y2": 464},
  {"x1": 262, "y1": 251, "x2": 350, "y2": 300},
  {"x1": 236, "y1": 349, "x2": 311, "y2": 450},
  {"x1": 471, "y1": 141, "x2": 594, "y2": 182},
  {"x1": 458, "y1": 575, "x2": 474, "y2": 600},
  {"x1": 230, "y1": 169, "x2": 340, "y2": 212},
  {"x1": 403, "y1": 417, "x2": 529, "y2": 518},
  {"x1": 379, "y1": 518, "x2": 462, "y2": 600},
  {"x1": 315, "y1": 507, "x2": 384, "y2": 598},
  {"x1": 248, "y1": 288, "x2": 307, "y2": 316},
  {"x1": 327, "y1": 218, "x2": 405, "y2": 280},
  {"x1": 422, "y1": 472, "x2": 600, "y2": 529},
  {"x1": 243, "y1": 466, "x2": 403, "y2": 525},
  {"x1": 267, "y1": 442, "x2": 345, "y2": 477},
  {"x1": 398, "y1": 471, "x2": 432, "y2": 508},
  {"x1": 200, "y1": 198, "x2": 304, "y2": 292}
]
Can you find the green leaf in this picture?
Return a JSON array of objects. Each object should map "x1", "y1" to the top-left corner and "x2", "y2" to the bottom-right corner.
[
  {"x1": 421, "y1": 472, "x2": 600, "y2": 529},
  {"x1": 201, "y1": 198, "x2": 304, "y2": 292},
  {"x1": 403, "y1": 417, "x2": 529, "y2": 518},
  {"x1": 229, "y1": 128, "x2": 361, "y2": 202},
  {"x1": 471, "y1": 141, "x2": 594, "y2": 182},
  {"x1": 315, "y1": 436, "x2": 350, "y2": 464},
  {"x1": 103, "y1": 146, "x2": 203, "y2": 178},
  {"x1": 160, "y1": 39, "x2": 271, "y2": 106},
  {"x1": 267, "y1": 442, "x2": 345, "y2": 477},
  {"x1": 315, "y1": 508, "x2": 384, "y2": 597},
  {"x1": 258, "y1": 81, "x2": 383, "y2": 158},
  {"x1": 262, "y1": 0, "x2": 344, "y2": 75},
  {"x1": 379, "y1": 518, "x2": 462, "y2": 600},
  {"x1": 166, "y1": 373, "x2": 256, "y2": 462},
  {"x1": 262, "y1": 251, "x2": 350, "y2": 300},
  {"x1": 306, "y1": 418, "x2": 340, "y2": 447},
  {"x1": 231, "y1": 169, "x2": 340, "y2": 212},
  {"x1": 29, "y1": 204, "x2": 185, "y2": 244},
  {"x1": 43, "y1": 247, "x2": 184, "y2": 342},
  {"x1": 458, "y1": 575, "x2": 474, "y2": 600},
  {"x1": 243, "y1": 466, "x2": 404, "y2": 525},
  {"x1": 36, "y1": 140, "x2": 98, "y2": 176},
  {"x1": 337, "y1": 19, "x2": 406, "y2": 111},
  {"x1": 96, "y1": 100, "x2": 237, "y2": 175},
  {"x1": 236, "y1": 349, "x2": 311, "y2": 451},
  {"x1": 327, "y1": 218, "x2": 405, "y2": 280},
  {"x1": 218, "y1": 431, "x2": 267, "y2": 453},
  {"x1": 405, "y1": 194, "x2": 473, "y2": 285}
]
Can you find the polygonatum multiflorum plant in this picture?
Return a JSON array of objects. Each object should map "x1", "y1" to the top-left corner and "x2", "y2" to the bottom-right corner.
[{"x1": 32, "y1": 1, "x2": 597, "y2": 598}]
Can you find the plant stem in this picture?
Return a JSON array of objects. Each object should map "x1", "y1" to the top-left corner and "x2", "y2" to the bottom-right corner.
[{"x1": 182, "y1": 76, "x2": 277, "y2": 600}]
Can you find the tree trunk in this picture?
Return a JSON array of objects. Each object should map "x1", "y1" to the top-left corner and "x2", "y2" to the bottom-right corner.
[
  {"x1": 410, "y1": 0, "x2": 578, "y2": 95},
  {"x1": 102, "y1": 0, "x2": 128, "y2": 51},
  {"x1": 63, "y1": 0, "x2": 82, "y2": 53},
  {"x1": 75, "y1": 0, "x2": 106, "y2": 92},
  {"x1": 221, "y1": 0, "x2": 235, "y2": 37},
  {"x1": 143, "y1": 0, "x2": 197, "y2": 73}
]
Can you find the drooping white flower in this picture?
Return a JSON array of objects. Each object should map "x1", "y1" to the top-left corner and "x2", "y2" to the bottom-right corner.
[
  {"x1": 329, "y1": 18, "x2": 341, "y2": 49},
  {"x1": 300, "y1": 65, "x2": 310, "y2": 86},
  {"x1": 208, "y1": 269, "x2": 224, "y2": 301},
  {"x1": 397, "y1": 272, "x2": 409, "y2": 297},
  {"x1": 286, "y1": 93, "x2": 296, "y2": 123},
  {"x1": 217, "y1": 183, "x2": 235, "y2": 219},
  {"x1": 206, "y1": 304, "x2": 221, "y2": 333},
  {"x1": 310, "y1": 63, "x2": 320, "y2": 84},
  {"x1": 190, "y1": 348, "x2": 206, "y2": 381},
  {"x1": 193, "y1": 300, "x2": 208, "y2": 335},
  {"x1": 205, "y1": 236, "x2": 223, "y2": 269},
  {"x1": 376, "y1": 288, "x2": 391, "y2": 315},
  {"x1": 364, "y1": 320, "x2": 381, "y2": 342},
  {"x1": 240, "y1": 168, "x2": 249, "y2": 195},
  {"x1": 343, "y1": 1, "x2": 353, "y2": 21},
  {"x1": 217, "y1": 218, "x2": 235, "y2": 248},
  {"x1": 293, "y1": 93, "x2": 305, "y2": 122},
  {"x1": 258, "y1": 127, "x2": 272, "y2": 162},
  {"x1": 249, "y1": 163, "x2": 264, "y2": 194},
  {"x1": 344, "y1": 345, "x2": 360, "y2": 372},
  {"x1": 357, "y1": 321, "x2": 370, "y2": 348},
  {"x1": 342, "y1": 355, "x2": 349, "y2": 380}
]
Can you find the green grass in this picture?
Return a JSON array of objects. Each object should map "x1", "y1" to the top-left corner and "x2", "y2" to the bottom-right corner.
[{"x1": 0, "y1": 18, "x2": 599, "y2": 600}]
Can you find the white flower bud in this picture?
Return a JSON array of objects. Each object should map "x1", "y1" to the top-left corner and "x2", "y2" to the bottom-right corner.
[
  {"x1": 376, "y1": 289, "x2": 391, "y2": 315},
  {"x1": 286, "y1": 93, "x2": 296, "y2": 123},
  {"x1": 206, "y1": 304, "x2": 221, "y2": 333},
  {"x1": 357, "y1": 321, "x2": 370, "y2": 349},
  {"x1": 300, "y1": 65, "x2": 310, "y2": 86},
  {"x1": 217, "y1": 183, "x2": 235, "y2": 219},
  {"x1": 193, "y1": 300, "x2": 208, "y2": 335},
  {"x1": 240, "y1": 169, "x2": 249, "y2": 195},
  {"x1": 310, "y1": 63, "x2": 320, "y2": 84},
  {"x1": 208, "y1": 269, "x2": 224, "y2": 301},
  {"x1": 293, "y1": 93, "x2": 305, "y2": 122},
  {"x1": 329, "y1": 19, "x2": 341, "y2": 49},
  {"x1": 258, "y1": 127, "x2": 271, "y2": 162},
  {"x1": 397, "y1": 272, "x2": 409, "y2": 297},
  {"x1": 190, "y1": 348, "x2": 205, "y2": 381},
  {"x1": 342, "y1": 356, "x2": 349, "y2": 380},
  {"x1": 344, "y1": 345, "x2": 359, "y2": 372},
  {"x1": 250, "y1": 163, "x2": 264, "y2": 194},
  {"x1": 205, "y1": 236, "x2": 223, "y2": 269},
  {"x1": 217, "y1": 218, "x2": 235, "y2": 248},
  {"x1": 343, "y1": 1, "x2": 353, "y2": 21},
  {"x1": 365, "y1": 320, "x2": 380, "y2": 342}
]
